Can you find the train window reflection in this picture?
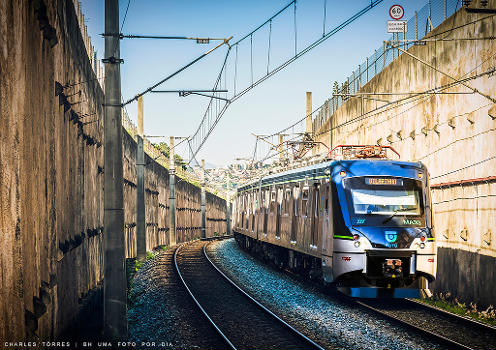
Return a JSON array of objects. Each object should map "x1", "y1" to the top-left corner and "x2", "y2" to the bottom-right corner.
[
  {"x1": 351, "y1": 188, "x2": 420, "y2": 215},
  {"x1": 301, "y1": 187, "x2": 310, "y2": 216},
  {"x1": 302, "y1": 187, "x2": 309, "y2": 200}
]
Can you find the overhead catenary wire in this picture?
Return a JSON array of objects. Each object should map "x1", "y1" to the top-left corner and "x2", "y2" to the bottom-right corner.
[
  {"x1": 122, "y1": 37, "x2": 232, "y2": 107},
  {"x1": 120, "y1": 0, "x2": 131, "y2": 33},
  {"x1": 187, "y1": 0, "x2": 385, "y2": 160}
]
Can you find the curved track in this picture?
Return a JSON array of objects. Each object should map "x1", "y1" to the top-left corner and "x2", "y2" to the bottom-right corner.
[
  {"x1": 174, "y1": 239, "x2": 327, "y2": 350},
  {"x1": 356, "y1": 298, "x2": 496, "y2": 350}
]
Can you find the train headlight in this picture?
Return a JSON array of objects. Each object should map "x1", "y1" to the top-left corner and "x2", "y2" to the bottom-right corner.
[
  {"x1": 420, "y1": 242, "x2": 425, "y2": 249},
  {"x1": 420, "y1": 235, "x2": 426, "y2": 242},
  {"x1": 340, "y1": 170, "x2": 347, "y2": 177},
  {"x1": 353, "y1": 234, "x2": 360, "y2": 241},
  {"x1": 418, "y1": 172, "x2": 423, "y2": 179},
  {"x1": 354, "y1": 241, "x2": 361, "y2": 248}
]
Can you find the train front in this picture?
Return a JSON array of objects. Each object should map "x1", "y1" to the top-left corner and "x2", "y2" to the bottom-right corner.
[{"x1": 327, "y1": 158, "x2": 436, "y2": 298}]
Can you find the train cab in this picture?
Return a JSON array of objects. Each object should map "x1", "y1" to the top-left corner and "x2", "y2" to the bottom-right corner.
[{"x1": 324, "y1": 148, "x2": 436, "y2": 298}]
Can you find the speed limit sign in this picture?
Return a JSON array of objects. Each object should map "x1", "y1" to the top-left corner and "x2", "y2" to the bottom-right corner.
[{"x1": 389, "y1": 5, "x2": 405, "y2": 20}]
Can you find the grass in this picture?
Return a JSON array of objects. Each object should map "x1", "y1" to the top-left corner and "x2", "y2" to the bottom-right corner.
[
  {"x1": 418, "y1": 292, "x2": 496, "y2": 327},
  {"x1": 127, "y1": 246, "x2": 169, "y2": 307}
]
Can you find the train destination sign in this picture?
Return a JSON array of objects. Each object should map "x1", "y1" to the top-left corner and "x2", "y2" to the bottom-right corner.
[{"x1": 366, "y1": 178, "x2": 403, "y2": 186}]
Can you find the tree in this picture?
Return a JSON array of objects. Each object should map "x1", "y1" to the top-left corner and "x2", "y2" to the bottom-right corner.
[{"x1": 153, "y1": 142, "x2": 169, "y2": 158}]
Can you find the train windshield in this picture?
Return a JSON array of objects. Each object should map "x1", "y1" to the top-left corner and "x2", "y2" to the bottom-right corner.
[{"x1": 344, "y1": 177, "x2": 425, "y2": 227}]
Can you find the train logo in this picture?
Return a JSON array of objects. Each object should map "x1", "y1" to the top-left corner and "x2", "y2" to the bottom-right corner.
[{"x1": 385, "y1": 231, "x2": 398, "y2": 243}]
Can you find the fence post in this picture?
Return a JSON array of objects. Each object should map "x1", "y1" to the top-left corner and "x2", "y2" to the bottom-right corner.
[
  {"x1": 358, "y1": 65, "x2": 361, "y2": 89},
  {"x1": 366, "y1": 57, "x2": 369, "y2": 82},
  {"x1": 352, "y1": 71, "x2": 355, "y2": 94},
  {"x1": 415, "y1": 11, "x2": 418, "y2": 40},
  {"x1": 374, "y1": 49, "x2": 377, "y2": 76},
  {"x1": 383, "y1": 41, "x2": 386, "y2": 68}
]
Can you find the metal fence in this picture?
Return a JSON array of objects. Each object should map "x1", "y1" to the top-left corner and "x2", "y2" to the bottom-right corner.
[{"x1": 312, "y1": 0, "x2": 462, "y2": 134}]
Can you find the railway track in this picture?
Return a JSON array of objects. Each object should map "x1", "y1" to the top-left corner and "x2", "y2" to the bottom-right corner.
[
  {"x1": 174, "y1": 239, "x2": 327, "y2": 350},
  {"x1": 128, "y1": 246, "x2": 230, "y2": 350},
  {"x1": 355, "y1": 298, "x2": 496, "y2": 350}
]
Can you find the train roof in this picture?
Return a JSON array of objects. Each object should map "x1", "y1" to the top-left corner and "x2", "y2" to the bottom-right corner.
[{"x1": 237, "y1": 159, "x2": 424, "y2": 193}]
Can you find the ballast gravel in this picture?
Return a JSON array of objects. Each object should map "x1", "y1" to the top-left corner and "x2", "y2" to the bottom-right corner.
[
  {"x1": 127, "y1": 247, "x2": 227, "y2": 350},
  {"x1": 207, "y1": 238, "x2": 444, "y2": 350}
]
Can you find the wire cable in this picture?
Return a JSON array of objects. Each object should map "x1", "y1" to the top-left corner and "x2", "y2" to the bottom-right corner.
[{"x1": 120, "y1": 0, "x2": 131, "y2": 33}]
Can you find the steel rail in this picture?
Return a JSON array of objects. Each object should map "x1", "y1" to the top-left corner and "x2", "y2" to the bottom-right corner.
[
  {"x1": 405, "y1": 298, "x2": 496, "y2": 332},
  {"x1": 355, "y1": 300, "x2": 475, "y2": 350},
  {"x1": 203, "y1": 242, "x2": 327, "y2": 350},
  {"x1": 174, "y1": 242, "x2": 237, "y2": 350}
]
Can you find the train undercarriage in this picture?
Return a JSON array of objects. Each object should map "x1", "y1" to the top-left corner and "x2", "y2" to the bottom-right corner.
[{"x1": 234, "y1": 232, "x2": 432, "y2": 298}]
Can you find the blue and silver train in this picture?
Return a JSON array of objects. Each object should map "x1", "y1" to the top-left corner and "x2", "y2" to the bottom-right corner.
[{"x1": 233, "y1": 146, "x2": 436, "y2": 298}]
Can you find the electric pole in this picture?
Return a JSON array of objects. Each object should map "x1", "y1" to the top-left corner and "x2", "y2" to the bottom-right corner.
[
  {"x1": 226, "y1": 176, "x2": 231, "y2": 235},
  {"x1": 136, "y1": 96, "x2": 146, "y2": 259},
  {"x1": 169, "y1": 136, "x2": 176, "y2": 246},
  {"x1": 103, "y1": 0, "x2": 127, "y2": 339},
  {"x1": 201, "y1": 159, "x2": 206, "y2": 239}
]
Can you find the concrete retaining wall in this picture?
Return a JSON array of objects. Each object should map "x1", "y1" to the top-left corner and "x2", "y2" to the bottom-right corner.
[
  {"x1": 314, "y1": 5, "x2": 496, "y2": 307},
  {"x1": 0, "y1": 0, "x2": 226, "y2": 341}
]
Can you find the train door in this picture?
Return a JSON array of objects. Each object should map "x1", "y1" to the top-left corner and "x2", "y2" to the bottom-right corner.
[
  {"x1": 263, "y1": 190, "x2": 268, "y2": 234},
  {"x1": 301, "y1": 184, "x2": 310, "y2": 247},
  {"x1": 321, "y1": 182, "x2": 333, "y2": 255},
  {"x1": 310, "y1": 183, "x2": 319, "y2": 248},
  {"x1": 275, "y1": 187, "x2": 282, "y2": 238},
  {"x1": 241, "y1": 195, "x2": 245, "y2": 232},
  {"x1": 269, "y1": 187, "x2": 276, "y2": 235},
  {"x1": 290, "y1": 185, "x2": 299, "y2": 243}
]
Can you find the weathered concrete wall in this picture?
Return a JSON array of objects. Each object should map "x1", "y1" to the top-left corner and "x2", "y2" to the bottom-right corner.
[
  {"x1": 0, "y1": 0, "x2": 227, "y2": 341},
  {"x1": 314, "y1": 6, "x2": 496, "y2": 306},
  {"x1": 122, "y1": 131, "x2": 228, "y2": 258},
  {"x1": 0, "y1": 0, "x2": 105, "y2": 341}
]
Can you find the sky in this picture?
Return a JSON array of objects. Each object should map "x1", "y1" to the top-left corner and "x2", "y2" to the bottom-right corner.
[{"x1": 80, "y1": 0, "x2": 427, "y2": 166}]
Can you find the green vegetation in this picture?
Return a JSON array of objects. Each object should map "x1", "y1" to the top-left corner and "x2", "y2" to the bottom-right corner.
[
  {"x1": 127, "y1": 246, "x2": 169, "y2": 308},
  {"x1": 152, "y1": 142, "x2": 187, "y2": 170},
  {"x1": 419, "y1": 292, "x2": 496, "y2": 326}
]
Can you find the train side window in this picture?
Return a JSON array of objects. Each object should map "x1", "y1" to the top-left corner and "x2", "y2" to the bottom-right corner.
[
  {"x1": 302, "y1": 186, "x2": 309, "y2": 216},
  {"x1": 314, "y1": 185, "x2": 320, "y2": 218},
  {"x1": 293, "y1": 186, "x2": 300, "y2": 216},
  {"x1": 284, "y1": 188, "x2": 291, "y2": 215},
  {"x1": 325, "y1": 185, "x2": 329, "y2": 211},
  {"x1": 271, "y1": 190, "x2": 276, "y2": 202}
]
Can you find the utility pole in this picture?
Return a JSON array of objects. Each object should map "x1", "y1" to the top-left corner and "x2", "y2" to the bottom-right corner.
[
  {"x1": 226, "y1": 176, "x2": 231, "y2": 235},
  {"x1": 305, "y1": 92, "x2": 314, "y2": 156},
  {"x1": 305, "y1": 92, "x2": 312, "y2": 135},
  {"x1": 169, "y1": 136, "x2": 176, "y2": 246},
  {"x1": 279, "y1": 134, "x2": 285, "y2": 161},
  {"x1": 103, "y1": 0, "x2": 127, "y2": 339},
  {"x1": 136, "y1": 96, "x2": 146, "y2": 259},
  {"x1": 201, "y1": 159, "x2": 206, "y2": 239}
]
